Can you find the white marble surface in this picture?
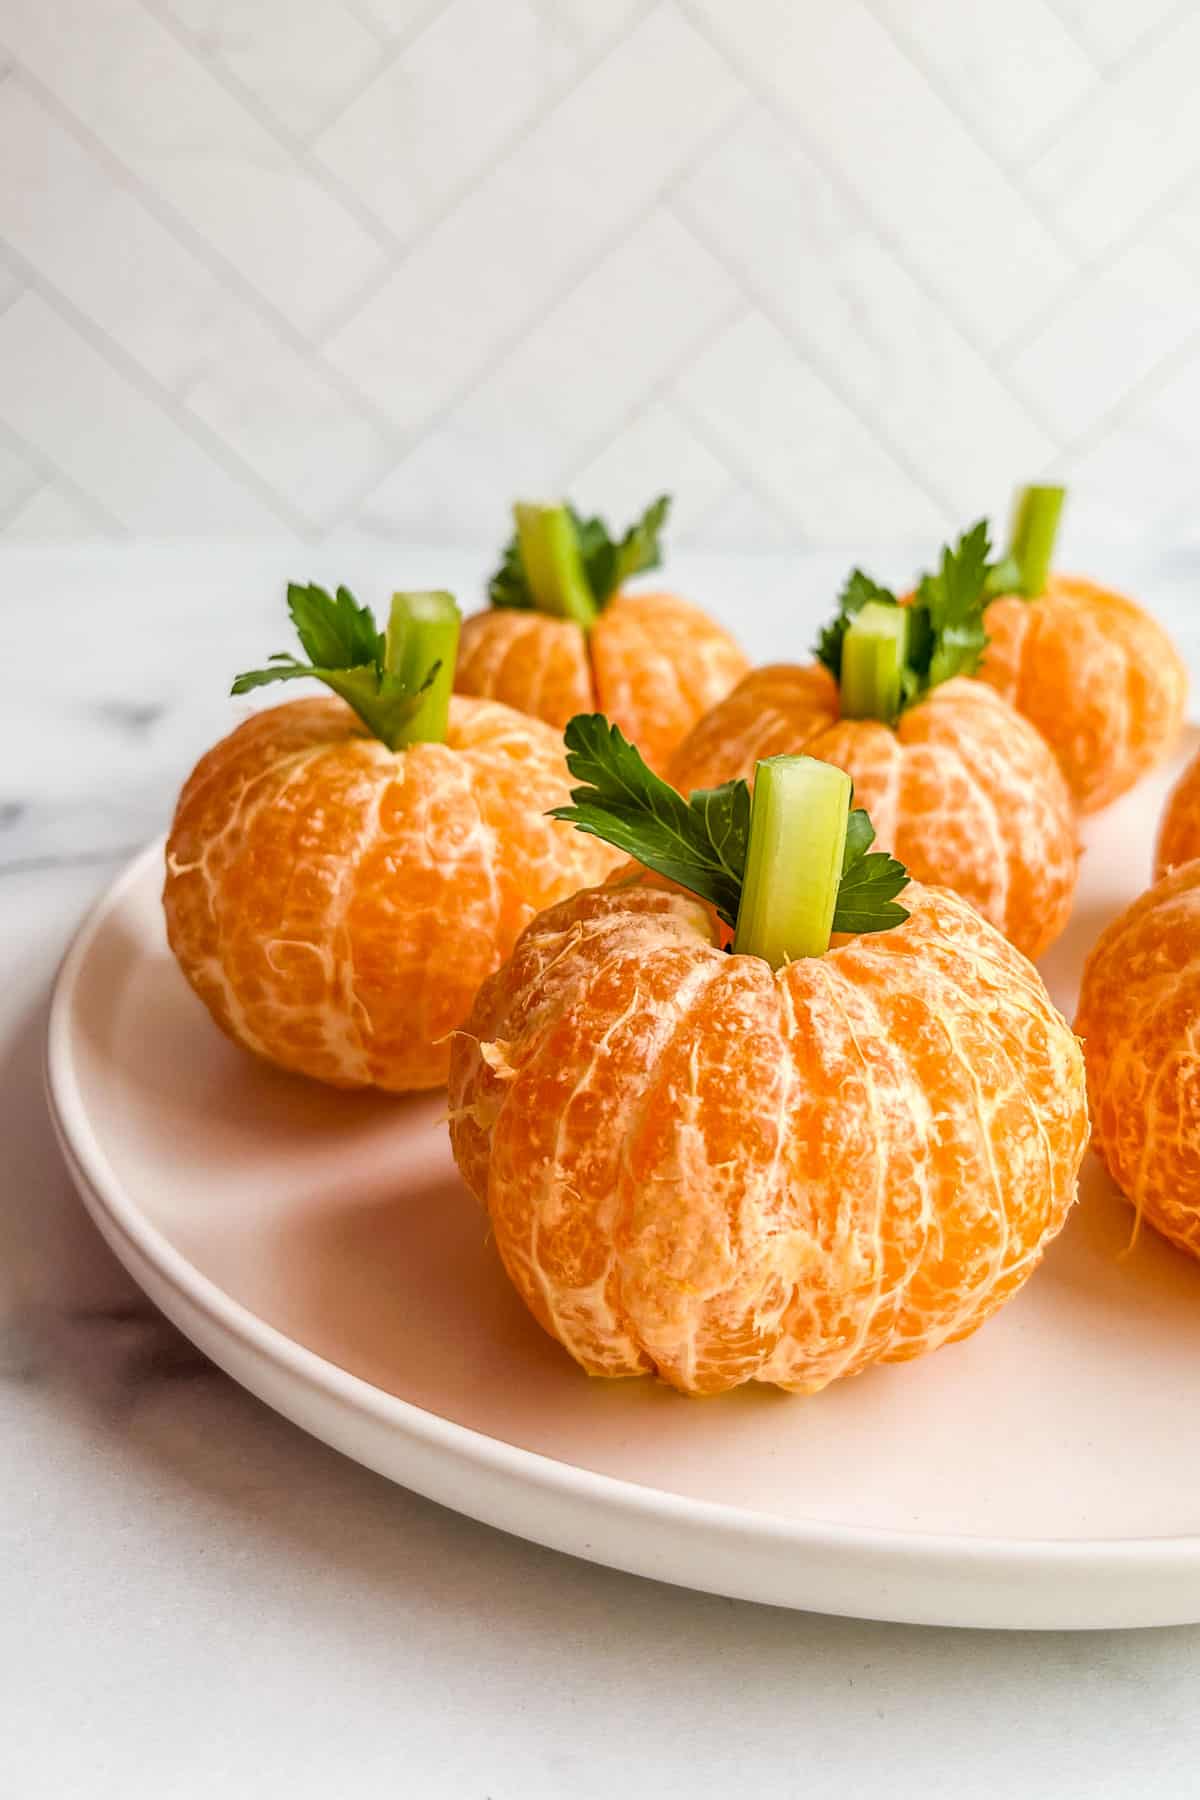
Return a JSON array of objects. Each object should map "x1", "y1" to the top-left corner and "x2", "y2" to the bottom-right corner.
[{"x1": 7, "y1": 541, "x2": 1200, "y2": 1798}]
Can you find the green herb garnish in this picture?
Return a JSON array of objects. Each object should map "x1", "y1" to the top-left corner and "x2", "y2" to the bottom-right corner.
[
  {"x1": 232, "y1": 583, "x2": 461, "y2": 750},
  {"x1": 488, "y1": 495, "x2": 671, "y2": 625},
  {"x1": 549, "y1": 714, "x2": 909, "y2": 963},
  {"x1": 814, "y1": 521, "x2": 992, "y2": 724}
]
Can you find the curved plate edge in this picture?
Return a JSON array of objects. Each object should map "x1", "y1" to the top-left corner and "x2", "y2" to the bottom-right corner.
[{"x1": 42, "y1": 840, "x2": 1200, "y2": 1631}]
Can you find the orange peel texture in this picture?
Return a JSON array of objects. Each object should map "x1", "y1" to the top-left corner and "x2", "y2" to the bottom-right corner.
[
  {"x1": 163, "y1": 695, "x2": 620, "y2": 1092},
  {"x1": 669, "y1": 666, "x2": 1077, "y2": 961},
  {"x1": 1156, "y1": 744, "x2": 1200, "y2": 879},
  {"x1": 449, "y1": 881, "x2": 1089, "y2": 1396},
  {"x1": 455, "y1": 592, "x2": 749, "y2": 774},
  {"x1": 980, "y1": 575, "x2": 1187, "y2": 814},
  {"x1": 1075, "y1": 860, "x2": 1200, "y2": 1257}
]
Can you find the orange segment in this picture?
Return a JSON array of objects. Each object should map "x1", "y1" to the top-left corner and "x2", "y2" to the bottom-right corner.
[
  {"x1": 449, "y1": 879, "x2": 1088, "y2": 1396},
  {"x1": 590, "y1": 592, "x2": 750, "y2": 774},
  {"x1": 980, "y1": 575, "x2": 1187, "y2": 813},
  {"x1": 668, "y1": 663, "x2": 840, "y2": 792},
  {"x1": 671, "y1": 670, "x2": 1077, "y2": 961},
  {"x1": 1156, "y1": 744, "x2": 1200, "y2": 878},
  {"x1": 164, "y1": 694, "x2": 620, "y2": 1093},
  {"x1": 455, "y1": 609, "x2": 592, "y2": 732},
  {"x1": 1076, "y1": 860, "x2": 1200, "y2": 1257}
]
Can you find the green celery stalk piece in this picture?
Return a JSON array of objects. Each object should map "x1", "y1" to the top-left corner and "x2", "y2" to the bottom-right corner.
[
  {"x1": 732, "y1": 756, "x2": 852, "y2": 967},
  {"x1": 839, "y1": 600, "x2": 908, "y2": 723},
  {"x1": 514, "y1": 502, "x2": 598, "y2": 629}
]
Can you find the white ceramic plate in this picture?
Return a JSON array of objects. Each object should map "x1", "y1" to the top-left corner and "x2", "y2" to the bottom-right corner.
[{"x1": 46, "y1": 730, "x2": 1200, "y2": 1631}]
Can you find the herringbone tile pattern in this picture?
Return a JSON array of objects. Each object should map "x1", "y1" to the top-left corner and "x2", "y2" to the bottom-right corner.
[{"x1": 0, "y1": 0, "x2": 1194, "y2": 548}]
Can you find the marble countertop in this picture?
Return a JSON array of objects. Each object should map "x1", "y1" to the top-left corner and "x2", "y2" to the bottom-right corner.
[{"x1": 7, "y1": 542, "x2": 1200, "y2": 1800}]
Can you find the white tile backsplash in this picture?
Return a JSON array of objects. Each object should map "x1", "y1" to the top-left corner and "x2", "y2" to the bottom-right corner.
[
  {"x1": 686, "y1": 0, "x2": 1075, "y2": 353},
  {"x1": 354, "y1": 208, "x2": 737, "y2": 534},
  {"x1": 0, "y1": 0, "x2": 386, "y2": 333},
  {"x1": 1023, "y1": 5, "x2": 1200, "y2": 257},
  {"x1": 871, "y1": 0, "x2": 1096, "y2": 164},
  {"x1": 674, "y1": 107, "x2": 1056, "y2": 523},
  {"x1": 325, "y1": 5, "x2": 743, "y2": 429},
  {"x1": 0, "y1": 0, "x2": 1195, "y2": 547},
  {"x1": 673, "y1": 311, "x2": 948, "y2": 540},
  {"x1": 314, "y1": 0, "x2": 638, "y2": 245},
  {"x1": 1045, "y1": 0, "x2": 1181, "y2": 68},
  {"x1": 161, "y1": 0, "x2": 384, "y2": 139},
  {"x1": 2, "y1": 480, "x2": 107, "y2": 539},
  {"x1": 1006, "y1": 239, "x2": 1198, "y2": 441},
  {"x1": 0, "y1": 76, "x2": 390, "y2": 523},
  {"x1": 0, "y1": 292, "x2": 282, "y2": 531},
  {"x1": 0, "y1": 433, "x2": 42, "y2": 521}
]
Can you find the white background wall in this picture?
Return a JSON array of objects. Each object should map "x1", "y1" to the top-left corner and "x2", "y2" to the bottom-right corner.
[{"x1": 0, "y1": 0, "x2": 1196, "y2": 551}]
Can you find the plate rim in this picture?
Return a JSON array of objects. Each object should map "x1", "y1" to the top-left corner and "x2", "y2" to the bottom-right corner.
[{"x1": 43, "y1": 837, "x2": 1200, "y2": 1627}]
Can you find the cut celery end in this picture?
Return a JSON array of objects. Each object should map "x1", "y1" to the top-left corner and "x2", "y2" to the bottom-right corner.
[
  {"x1": 385, "y1": 589, "x2": 461, "y2": 745},
  {"x1": 1007, "y1": 484, "x2": 1065, "y2": 598},
  {"x1": 732, "y1": 755, "x2": 851, "y2": 967},
  {"x1": 514, "y1": 501, "x2": 597, "y2": 629},
  {"x1": 840, "y1": 600, "x2": 908, "y2": 723}
]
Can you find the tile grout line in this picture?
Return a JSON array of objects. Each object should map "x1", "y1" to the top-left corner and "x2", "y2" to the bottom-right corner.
[
  {"x1": 995, "y1": 152, "x2": 1200, "y2": 367},
  {"x1": 861, "y1": 0, "x2": 1083, "y2": 272},
  {"x1": 667, "y1": 381, "x2": 814, "y2": 541},
  {"x1": 667, "y1": 201, "x2": 960, "y2": 524},
  {"x1": 673, "y1": 0, "x2": 1020, "y2": 372},
  {"x1": 324, "y1": 86, "x2": 757, "y2": 529},
  {"x1": 1018, "y1": 0, "x2": 1197, "y2": 154},
  {"x1": 554, "y1": 294, "x2": 747, "y2": 491},
  {"x1": 0, "y1": 240, "x2": 319, "y2": 538},
  {"x1": 1058, "y1": 314, "x2": 1200, "y2": 467},
  {"x1": 309, "y1": 0, "x2": 659, "y2": 349},
  {"x1": 141, "y1": 0, "x2": 660, "y2": 353},
  {"x1": 0, "y1": 415, "x2": 131, "y2": 539},
  {"x1": 2, "y1": 61, "x2": 405, "y2": 450},
  {"x1": 299, "y1": 0, "x2": 456, "y2": 141},
  {"x1": 1037, "y1": 0, "x2": 1104, "y2": 72},
  {"x1": 136, "y1": 0, "x2": 408, "y2": 263},
  {"x1": 0, "y1": 470, "x2": 51, "y2": 533},
  {"x1": 338, "y1": 0, "x2": 393, "y2": 48},
  {"x1": 324, "y1": 195, "x2": 700, "y2": 528}
]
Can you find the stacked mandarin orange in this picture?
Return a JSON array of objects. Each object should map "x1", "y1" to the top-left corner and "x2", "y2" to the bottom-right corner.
[
  {"x1": 455, "y1": 496, "x2": 748, "y2": 774},
  {"x1": 163, "y1": 477, "x2": 1195, "y2": 1397}
]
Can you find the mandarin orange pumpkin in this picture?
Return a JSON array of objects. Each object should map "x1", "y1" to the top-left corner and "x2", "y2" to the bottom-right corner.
[
  {"x1": 455, "y1": 496, "x2": 747, "y2": 773},
  {"x1": 978, "y1": 486, "x2": 1187, "y2": 813},
  {"x1": 1155, "y1": 742, "x2": 1200, "y2": 879},
  {"x1": 164, "y1": 584, "x2": 618, "y2": 1092},
  {"x1": 669, "y1": 526, "x2": 1078, "y2": 961},
  {"x1": 449, "y1": 721, "x2": 1089, "y2": 1396},
  {"x1": 1076, "y1": 860, "x2": 1200, "y2": 1257}
]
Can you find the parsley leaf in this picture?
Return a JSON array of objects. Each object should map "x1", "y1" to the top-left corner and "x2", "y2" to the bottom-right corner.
[
  {"x1": 549, "y1": 714, "x2": 910, "y2": 943},
  {"x1": 814, "y1": 522, "x2": 992, "y2": 716},
  {"x1": 814, "y1": 568, "x2": 897, "y2": 678},
  {"x1": 548, "y1": 714, "x2": 747, "y2": 928},
  {"x1": 915, "y1": 518, "x2": 991, "y2": 689},
  {"x1": 286, "y1": 582, "x2": 383, "y2": 670},
  {"x1": 833, "y1": 807, "x2": 910, "y2": 935},
  {"x1": 488, "y1": 495, "x2": 672, "y2": 615},
  {"x1": 231, "y1": 583, "x2": 449, "y2": 750}
]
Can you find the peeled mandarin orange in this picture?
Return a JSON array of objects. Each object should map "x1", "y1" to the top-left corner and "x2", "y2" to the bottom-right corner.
[
  {"x1": 669, "y1": 666, "x2": 1077, "y2": 961},
  {"x1": 456, "y1": 592, "x2": 748, "y2": 774},
  {"x1": 980, "y1": 575, "x2": 1187, "y2": 814},
  {"x1": 1075, "y1": 860, "x2": 1200, "y2": 1256},
  {"x1": 164, "y1": 694, "x2": 620, "y2": 1093},
  {"x1": 1155, "y1": 743, "x2": 1200, "y2": 878},
  {"x1": 449, "y1": 879, "x2": 1088, "y2": 1396}
]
